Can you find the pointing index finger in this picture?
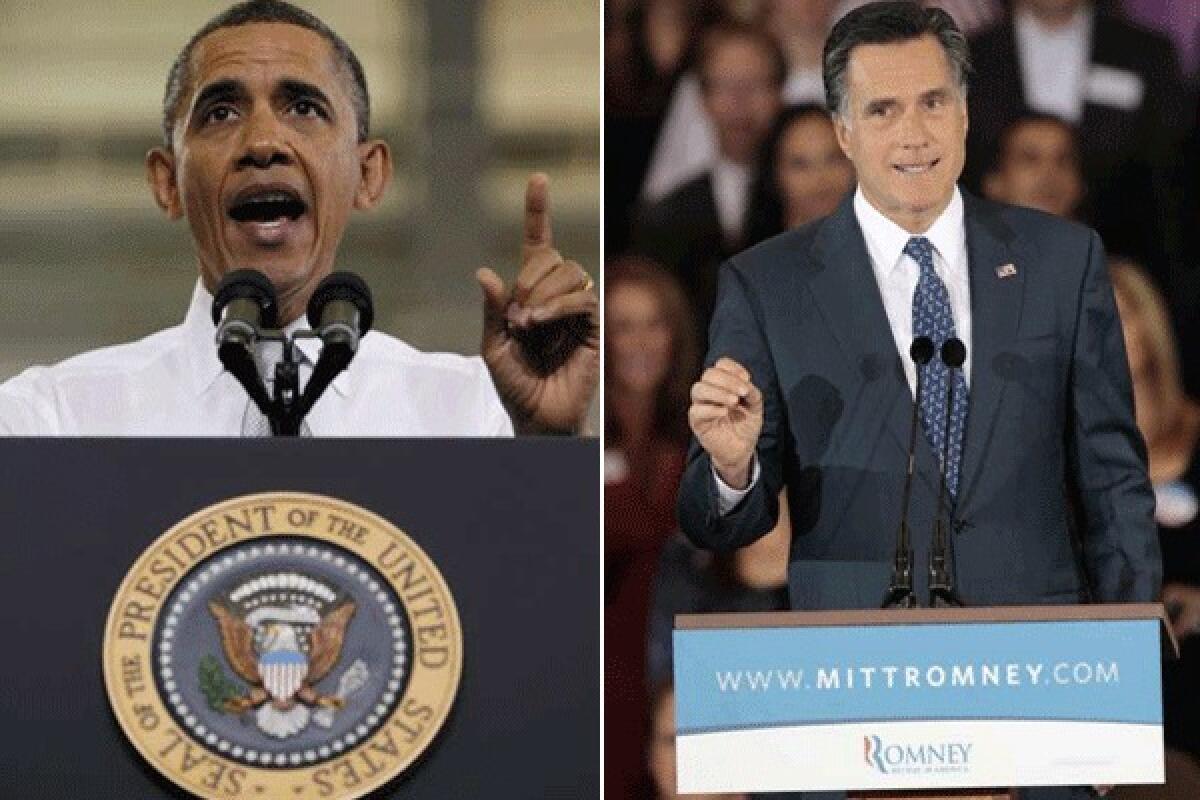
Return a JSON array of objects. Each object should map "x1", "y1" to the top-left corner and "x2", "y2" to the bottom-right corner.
[{"x1": 523, "y1": 172, "x2": 552, "y2": 257}]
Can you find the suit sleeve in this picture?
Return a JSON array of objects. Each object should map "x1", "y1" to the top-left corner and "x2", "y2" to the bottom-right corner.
[
  {"x1": 676, "y1": 261, "x2": 787, "y2": 552},
  {"x1": 1066, "y1": 231, "x2": 1161, "y2": 602}
]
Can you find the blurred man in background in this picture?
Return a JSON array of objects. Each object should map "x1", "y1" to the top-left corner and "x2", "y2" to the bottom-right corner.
[
  {"x1": 632, "y1": 22, "x2": 784, "y2": 342},
  {"x1": 966, "y1": 0, "x2": 1188, "y2": 274}
]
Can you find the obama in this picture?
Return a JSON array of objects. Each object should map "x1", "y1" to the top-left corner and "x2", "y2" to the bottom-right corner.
[{"x1": 0, "y1": 0, "x2": 598, "y2": 436}]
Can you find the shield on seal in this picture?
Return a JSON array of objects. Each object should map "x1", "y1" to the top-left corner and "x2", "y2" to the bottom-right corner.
[{"x1": 259, "y1": 626, "x2": 309, "y2": 702}]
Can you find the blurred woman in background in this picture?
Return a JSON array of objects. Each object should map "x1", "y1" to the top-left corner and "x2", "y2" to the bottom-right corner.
[
  {"x1": 606, "y1": 256, "x2": 700, "y2": 799},
  {"x1": 745, "y1": 104, "x2": 854, "y2": 246},
  {"x1": 1110, "y1": 259, "x2": 1200, "y2": 762}
]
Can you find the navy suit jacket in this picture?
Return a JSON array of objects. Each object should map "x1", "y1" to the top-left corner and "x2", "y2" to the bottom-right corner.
[{"x1": 677, "y1": 189, "x2": 1161, "y2": 612}]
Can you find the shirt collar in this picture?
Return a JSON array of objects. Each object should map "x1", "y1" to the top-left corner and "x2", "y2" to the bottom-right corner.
[
  {"x1": 182, "y1": 280, "x2": 227, "y2": 395},
  {"x1": 853, "y1": 185, "x2": 964, "y2": 276},
  {"x1": 711, "y1": 157, "x2": 753, "y2": 241},
  {"x1": 713, "y1": 156, "x2": 751, "y2": 182},
  {"x1": 182, "y1": 278, "x2": 353, "y2": 398}
]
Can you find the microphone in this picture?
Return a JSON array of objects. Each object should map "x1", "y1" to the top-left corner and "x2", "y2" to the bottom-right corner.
[
  {"x1": 929, "y1": 337, "x2": 966, "y2": 607},
  {"x1": 911, "y1": 337, "x2": 936, "y2": 372},
  {"x1": 212, "y1": 269, "x2": 279, "y2": 345},
  {"x1": 306, "y1": 271, "x2": 374, "y2": 354},
  {"x1": 883, "y1": 335, "x2": 934, "y2": 609},
  {"x1": 211, "y1": 270, "x2": 278, "y2": 413},
  {"x1": 941, "y1": 337, "x2": 966, "y2": 370},
  {"x1": 293, "y1": 272, "x2": 375, "y2": 422},
  {"x1": 212, "y1": 271, "x2": 277, "y2": 345}
]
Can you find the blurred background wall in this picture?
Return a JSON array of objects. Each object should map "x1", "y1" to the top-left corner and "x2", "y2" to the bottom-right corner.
[{"x1": 0, "y1": 0, "x2": 599, "y2": 380}]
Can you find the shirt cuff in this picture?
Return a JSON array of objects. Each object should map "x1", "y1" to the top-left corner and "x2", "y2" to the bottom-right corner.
[{"x1": 713, "y1": 456, "x2": 760, "y2": 515}]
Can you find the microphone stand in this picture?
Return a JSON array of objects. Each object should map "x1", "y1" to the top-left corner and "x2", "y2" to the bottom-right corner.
[
  {"x1": 929, "y1": 339, "x2": 965, "y2": 608},
  {"x1": 287, "y1": 330, "x2": 352, "y2": 425},
  {"x1": 883, "y1": 337, "x2": 933, "y2": 609},
  {"x1": 217, "y1": 337, "x2": 272, "y2": 416},
  {"x1": 213, "y1": 270, "x2": 364, "y2": 437},
  {"x1": 263, "y1": 330, "x2": 352, "y2": 436},
  {"x1": 223, "y1": 328, "x2": 326, "y2": 437},
  {"x1": 270, "y1": 333, "x2": 303, "y2": 436}
]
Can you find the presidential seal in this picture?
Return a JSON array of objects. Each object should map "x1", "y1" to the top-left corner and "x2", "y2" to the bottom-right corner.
[{"x1": 103, "y1": 492, "x2": 462, "y2": 799}]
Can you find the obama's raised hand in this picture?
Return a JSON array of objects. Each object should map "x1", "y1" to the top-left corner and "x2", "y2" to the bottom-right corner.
[{"x1": 477, "y1": 174, "x2": 598, "y2": 434}]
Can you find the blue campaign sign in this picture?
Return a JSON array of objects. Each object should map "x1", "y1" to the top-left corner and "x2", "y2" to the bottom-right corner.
[{"x1": 673, "y1": 619, "x2": 1161, "y2": 736}]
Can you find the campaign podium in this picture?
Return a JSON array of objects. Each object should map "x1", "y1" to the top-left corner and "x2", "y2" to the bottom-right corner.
[
  {"x1": 0, "y1": 439, "x2": 598, "y2": 799},
  {"x1": 674, "y1": 605, "x2": 1176, "y2": 797}
]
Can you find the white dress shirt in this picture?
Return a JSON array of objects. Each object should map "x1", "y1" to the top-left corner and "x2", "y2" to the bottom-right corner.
[
  {"x1": 711, "y1": 157, "x2": 754, "y2": 244},
  {"x1": 783, "y1": 66, "x2": 825, "y2": 105},
  {"x1": 1014, "y1": 5, "x2": 1092, "y2": 124},
  {"x1": 854, "y1": 186, "x2": 972, "y2": 393},
  {"x1": 0, "y1": 281, "x2": 513, "y2": 436},
  {"x1": 716, "y1": 186, "x2": 973, "y2": 511},
  {"x1": 641, "y1": 74, "x2": 718, "y2": 205}
]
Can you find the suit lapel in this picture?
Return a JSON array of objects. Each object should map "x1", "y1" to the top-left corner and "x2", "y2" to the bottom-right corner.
[
  {"x1": 700, "y1": 173, "x2": 741, "y2": 257},
  {"x1": 993, "y1": 24, "x2": 1029, "y2": 118},
  {"x1": 806, "y1": 195, "x2": 940, "y2": 487},
  {"x1": 957, "y1": 194, "x2": 1026, "y2": 507},
  {"x1": 699, "y1": 174, "x2": 723, "y2": 244},
  {"x1": 807, "y1": 196, "x2": 890, "y2": 367}
]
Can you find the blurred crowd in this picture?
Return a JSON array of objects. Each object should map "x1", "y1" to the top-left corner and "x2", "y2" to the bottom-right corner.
[{"x1": 604, "y1": 1, "x2": 1200, "y2": 798}]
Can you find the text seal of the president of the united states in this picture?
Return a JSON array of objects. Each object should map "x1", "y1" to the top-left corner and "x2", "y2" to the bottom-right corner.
[{"x1": 103, "y1": 492, "x2": 462, "y2": 799}]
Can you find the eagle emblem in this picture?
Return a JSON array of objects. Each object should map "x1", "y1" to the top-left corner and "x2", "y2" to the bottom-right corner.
[
  {"x1": 207, "y1": 571, "x2": 358, "y2": 738},
  {"x1": 106, "y1": 496, "x2": 459, "y2": 797}
]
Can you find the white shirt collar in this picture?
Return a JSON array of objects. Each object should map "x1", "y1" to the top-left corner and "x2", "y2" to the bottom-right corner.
[
  {"x1": 852, "y1": 185, "x2": 965, "y2": 276},
  {"x1": 1013, "y1": 4, "x2": 1093, "y2": 123},
  {"x1": 182, "y1": 279, "x2": 352, "y2": 398},
  {"x1": 711, "y1": 157, "x2": 753, "y2": 243}
]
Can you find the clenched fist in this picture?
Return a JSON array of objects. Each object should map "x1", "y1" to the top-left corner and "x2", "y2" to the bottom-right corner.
[{"x1": 688, "y1": 357, "x2": 763, "y2": 489}]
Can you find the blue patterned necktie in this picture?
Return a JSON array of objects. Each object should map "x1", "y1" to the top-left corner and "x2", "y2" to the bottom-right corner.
[{"x1": 905, "y1": 236, "x2": 968, "y2": 498}]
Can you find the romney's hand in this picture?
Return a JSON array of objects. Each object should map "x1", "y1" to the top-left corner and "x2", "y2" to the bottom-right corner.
[
  {"x1": 477, "y1": 174, "x2": 598, "y2": 434},
  {"x1": 689, "y1": 357, "x2": 762, "y2": 488}
]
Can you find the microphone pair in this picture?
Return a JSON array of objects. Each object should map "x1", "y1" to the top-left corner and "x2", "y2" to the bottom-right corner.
[
  {"x1": 884, "y1": 334, "x2": 967, "y2": 609},
  {"x1": 211, "y1": 269, "x2": 375, "y2": 436},
  {"x1": 909, "y1": 335, "x2": 964, "y2": 372},
  {"x1": 212, "y1": 269, "x2": 374, "y2": 348}
]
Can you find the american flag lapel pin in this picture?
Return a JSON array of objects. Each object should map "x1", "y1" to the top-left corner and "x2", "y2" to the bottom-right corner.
[{"x1": 995, "y1": 263, "x2": 1017, "y2": 279}]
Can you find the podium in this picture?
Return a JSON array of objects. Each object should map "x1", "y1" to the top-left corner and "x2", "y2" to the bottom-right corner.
[
  {"x1": 674, "y1": 605, "x2": 1176, "y2": 797},
  {"x1": 0, "y1": 439, "x2": 598, "y2": 798}
]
